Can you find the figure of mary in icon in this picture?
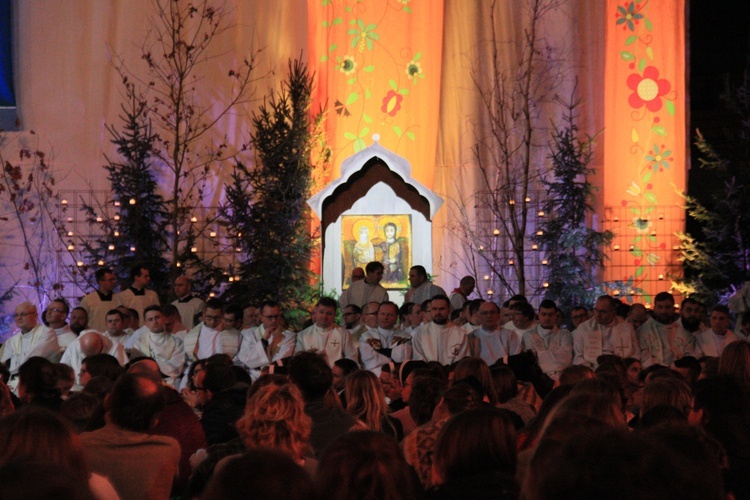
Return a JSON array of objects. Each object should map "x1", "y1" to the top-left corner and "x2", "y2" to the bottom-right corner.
[{"x1": 352, "y1": 223, "x2": 375, "y2": 268}]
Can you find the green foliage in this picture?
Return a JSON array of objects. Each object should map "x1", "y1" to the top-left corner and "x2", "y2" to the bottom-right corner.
[
  {"x1": 534, "y1": 93, "x2": 613, "y2": 310},
  {"x1": 675, "y1": 62, "x2": 750, "y2": 306},
  {"x1": 222, "y1": 58, "x2": 323, "y2": 313},
  {"x1": 80, "y1": 90, "x2": 171, "y2": 299}
]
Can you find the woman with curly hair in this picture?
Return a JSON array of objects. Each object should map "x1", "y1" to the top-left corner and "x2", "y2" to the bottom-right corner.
[
  {"x1": 345, "y1": 370, "x2": 403, "y2": 440},
  {"x1": 235, "y1": 382, "x2": 312, "y2": 465}
]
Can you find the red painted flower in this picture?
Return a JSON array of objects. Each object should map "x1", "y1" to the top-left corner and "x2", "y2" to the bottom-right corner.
[
  {"x1": 381, "y1": 90, "x2": 403, "y2": 117},
  {"x1": 627, "y1": 66, "x2": 671, "y2": 112}
]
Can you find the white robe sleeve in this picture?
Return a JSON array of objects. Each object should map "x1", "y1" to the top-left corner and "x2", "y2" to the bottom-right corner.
[
  {"x1": 30, "y1": 328, "x2": 61, "y2": 363},
  {"x1": 234, "y1": 331, "x2": 270, "y2": 370}
]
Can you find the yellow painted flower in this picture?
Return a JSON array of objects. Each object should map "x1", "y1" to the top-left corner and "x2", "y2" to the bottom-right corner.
[
  {"x1": 339, "y1": 55, "x2": 357, "y2": 76},
  {"x1": 625, "y1": 181, "x2": 641, "y2": 197}
]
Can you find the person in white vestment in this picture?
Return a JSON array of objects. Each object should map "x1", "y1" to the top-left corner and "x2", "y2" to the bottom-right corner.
[
  {"x1": 183, "y1": 299, "x2": 239, "y2": 363},
  {"x1": 79, "y1": 267, "x2": 123, "y2": 333},
  {"x1": 449, "y1": 276, "x2": 475, "y2": 312},
  {"x1": 504, "y1": 301, "x2": 537, "y2": 345},
  {"x1": 101, "y1": 309, "x2": 133, "y2": 352},
  {"x1": 635, "y1": 292, "x2": 698, "y2": 367},
  {"x1": 45, "y1": 298, "x2": 77, "y2": 354},
  {"x1": 362, "y1": 302, "x2": 380, "y2": 331},
  {"x1": 360, "y1": 301, "x2": 412, "y2": 374},
  {"x1": 404, "y1": 265, "x2": 447, "y2": 305},
  {"x1": 125, "y1": 305, "x2": 185, "y2": 386},
  {"x1": 343, "y1": 304, "x2": 368, "y2": 343},
  {"x1": 241, "y1": 304, "x2": 260, "y2": 330},
  {"x1": 171, "y1": 275, "x2": 205, "y2": 330},
  {"x1": 403, "y1": 302, "x2": 423, "y2": 334},
  {"x1": 695, "y1": 304, "x2": 740, "y2": 357},
  {"x1": 0, "y1": 302, "x2": 59, "y2": 391},
  {"x1": 521, "y1": 300, "x2": 572, "y2": 381},
  {"x1": 294, "y1": 297, "x2": 358, "y2": 368},
  {"x1": 115, "y1": 265, "x2": 160, "y2": 327},
  {"x1": 412, "y1": 295, "x2": 471, "y2": 366},
  {"x1": 461, "y1": 299, "x2": 485, "y2": 333},
  {"x1": 61, "y1": 330, "x2": 127, "y2": 386},
  {"x1": 573, "y1": 295, "x2": 640, "y2": 367},
  {"x1": 235, "y1": 300, "x2": 296, "y2": 376},
  {"x1": 339, "y1": 261, "x2": 389, "y2": 309},
  {"x1": 467, "y1": 301, "x2": 520, "y2": 366}
]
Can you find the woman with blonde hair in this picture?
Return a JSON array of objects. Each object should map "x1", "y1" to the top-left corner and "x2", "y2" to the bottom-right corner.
[
  {"x1": 345, "y1": 370, "x2": 403, "y2": 440},
  {"x1": 235, "y1": 382, "x2": 312, "y2": 464}
]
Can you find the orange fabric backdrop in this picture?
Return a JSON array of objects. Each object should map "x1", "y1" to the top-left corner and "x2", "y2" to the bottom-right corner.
[
  {"x1": 307, "y1": 0, "x2": 444, "y2": 189},
  {"x1": 603, "y1": 0, "x2": 686, "y2": 304}
]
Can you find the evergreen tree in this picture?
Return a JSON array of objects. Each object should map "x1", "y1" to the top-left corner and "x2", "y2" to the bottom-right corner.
[
  {"x1": 534, "y1": 95, "x2": 613, "y2": 310},
  {"x1": 222, "y1": 58, "x2": 322, "y2": 313},
  {"x1": 676, "y1": 62, "x2": 750, "y2": 306},
  {"x1": 81, "y1": 89, "x2": 170, "y2": 298}
]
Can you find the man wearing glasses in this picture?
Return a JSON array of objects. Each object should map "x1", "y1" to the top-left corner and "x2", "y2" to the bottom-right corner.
[
  {"x1": 0, "y1": 302, "x2": 59, "y2": 390},
  {"x1": 183, "y1": 299, "x2": 239, "y2": 363},
  {"x1": 235, "y1": 300, "x2": 296, "y2": 377},
  {"x1": 79, "y1": 267, "x2": 123, "y2": 333}
]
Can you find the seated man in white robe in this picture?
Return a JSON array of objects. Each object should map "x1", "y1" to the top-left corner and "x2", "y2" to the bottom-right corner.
[
  {"x1": 695, "y1": 304, "x2": 739, "y2": 357},
  {"x1": 101, "y1": 308, "x2": 134, "y2": 354},
  {"x1": 573, "y1": 295, "x2": 640, "y2": 367},
  {"x1": 61, "y1": 330, "x2": 127, "y2": 386},
  {"x1": 295, "y1": 297, "x2": 358, "y2": 368},
  {"x1": 412, "y1": 295, "x2": 471, "y2": 366},
  {"x1": 235, "y1": 300, "x2": 296, "y2": 376},
  {"x1": 44, "y1": 298, "x2": 77, "y2": 354},
  {"x1": 115, "y1": 265, "x2": 160, "y2": 327},
  {"x1": 360, "y1": 301, "x2": 412, "y2": 374},
  {"x1": 361, "y1": 301, "x2": 380, "y2": 332},
  {"x1": 504, "y1": 301, "x2": 537, "y2": 345},
  {"x1": 0, "y1": 302, "x2": 60, "y2": 390},
  {"x1": 468, "y1": 301, "x2": 520, "y2": 366},
  {"x1": 162, "y1": 304, "x2": 188, "y2": 341},
  {"x1": 342, "y1": 304, "x2": 368, "y2": 343},
  {"x1": 339, "y1": 261, "x2": 389, "y2": 309},
  {"x1": 521, "y1": 299, "x2": 572, "y2": 381},
  {"x1": 126, "y1": 305, "x2": 186, "y2": 387},
  {"x1": 634, "y1": 293, "x2": 697, "y2": 367},
  {"x1": 403, "y1": 302, "x2": 423, "y2": 334},
  {"x1": 461, "y1": 299, "x2": 485, "y2": 333},
  {"x1": 183, "y1": 298, "x2": 240, "y2": 363}
]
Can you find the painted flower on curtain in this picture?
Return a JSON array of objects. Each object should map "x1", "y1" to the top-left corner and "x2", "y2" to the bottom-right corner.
[
  {"x1": 627, "y1": 66, "x2": 671, "y2": 112},
  {"x1": 338, "y1": 55, "x2": 357, "y2": 75},
  {"x1": 406, "y1": 54, "x2": 424, "y2": 85},
  {"x1": 645, "y1": 144, "x2": 672, "y2": 172},
  {"x1": 616, "y1": 2, "x2": 644, "y2": 31},
  {"x1": 382, "y1": 90, "x2": 403, "y2": 117}
]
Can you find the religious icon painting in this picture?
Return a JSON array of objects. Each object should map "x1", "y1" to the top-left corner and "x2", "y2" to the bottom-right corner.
[{"x1": 341, "y1": 214, "x2": 411, "y2": 290}]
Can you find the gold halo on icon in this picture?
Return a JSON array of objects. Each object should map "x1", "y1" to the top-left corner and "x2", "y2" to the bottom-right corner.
[
  {"x1": 378, "y1": 216, "x2": 402, "y2": 239},
  {"x1": 352, "y1": 219, "x2": 376, "y2": 241}
]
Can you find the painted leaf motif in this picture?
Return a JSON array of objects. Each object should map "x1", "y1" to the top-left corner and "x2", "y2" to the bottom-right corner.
[
  {"x1": 665, "y1": 100, "x2": 676, "y2": 116},
  {"x1": 644, "y1": 193, "x2": 658, "y2": 204},
  {"x1": 345, "y1": 92, "x2": 359, "y2": 105},
  {"x1": 635, "y1": 266, "x2": 645, "y2": 277},
  {"x1": 646, "y1": 47, "x2": 654, "y2": 60},
  {"x1": 621, "y1": 51, "x2": 635, "y2": 61},
  {"x1": 631, "y1": 128, "x2": 639, "y2": 143},
  {"x1": 625, "y1": 35, "x2": 637, "y2": 45}
]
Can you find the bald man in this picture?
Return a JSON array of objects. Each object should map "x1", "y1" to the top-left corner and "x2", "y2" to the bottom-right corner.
[
  {"x1": 61, "y1": 330, "x2": 127, "y2": 386},
  {"x1": 0, "y1": 302, "x2": 59, "y2": 387}
]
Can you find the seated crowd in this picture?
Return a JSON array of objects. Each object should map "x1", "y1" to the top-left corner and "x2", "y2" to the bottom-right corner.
[{"x1": 0, "y1": 261, "x2": 747, "y2": 498}]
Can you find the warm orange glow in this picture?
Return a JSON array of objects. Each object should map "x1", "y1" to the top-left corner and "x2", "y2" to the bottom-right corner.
[
  {"x1": 603, "y1": 0, "x2": 685, "y2": 303},
  {"x1": 307, "y1": 0, "x2": 444, "y2": 189}
]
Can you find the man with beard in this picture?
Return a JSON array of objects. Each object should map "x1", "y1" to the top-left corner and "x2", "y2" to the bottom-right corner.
[
  {"x1": 342, "y1": 304, "x2": 367, "y2": 342},
  {"x1": 411, "y1": 295, "x2": 470, "y2": 365},
  {"x1": 636, "y1": 293, "x2": 698, "y2": 367},
  {"x1": 676, "y1": 298, "x2": 706, "y2": 351},
  {"x1": 70, "y1": 307, "x2": 90, "y2": 335}
]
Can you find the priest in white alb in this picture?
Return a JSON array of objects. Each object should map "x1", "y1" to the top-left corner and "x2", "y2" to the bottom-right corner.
[
  {"x1": 412, "y1": 295, "x2": 470, "y2": 366},
  {"x1": 125, "y1": 305, "x2": 186, "y2": 386},
  {"x1": 468, "y1": 301, "x2": 520, "y2": 366},
  {"x1": 360, "y1": 301, "x2": 412, "y2": 374},
  {"x1": 521, "y1": 300, "x2": 572, "y2": 381},
  {"x1": 573, "y1": 295, "x2": 640, "y2": 368},
  {"x1": 295, "y1": 297, "x2": 358, "y2": 368}
]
